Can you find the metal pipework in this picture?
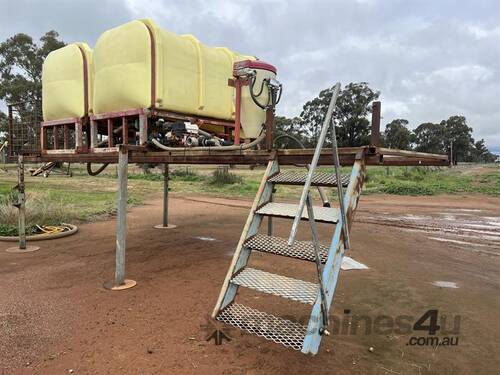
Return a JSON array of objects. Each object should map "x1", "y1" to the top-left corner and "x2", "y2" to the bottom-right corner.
[
  {"x1": 162, "y1": 164, "x2": 169, "y2": 227},
  {"x1": 16, "y1": 154, "x2": 26, "y2": 250},
  {"x1": 151, "y1": 130, "x2": 266, "y2": 152},
  {"x1": 115, "y1": 148, "x2": 128, "y2": 285}
]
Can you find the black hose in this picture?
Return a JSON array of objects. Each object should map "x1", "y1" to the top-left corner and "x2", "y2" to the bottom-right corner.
[
  {"x1": 250, "y1": 76, "x2": 270, "y2": 109},
  {"x1": 251, "y1": 74, "x2": 266, "y2": 97},
  {"x1": 273, "y1": 133, "x2": 306, "y2": 149},
  {"x1": 87, "y1": 163, "x2": 110, "y2": 176},
  {"x1": 274, "y1": 83, "x2": 283, "y2": 105}
]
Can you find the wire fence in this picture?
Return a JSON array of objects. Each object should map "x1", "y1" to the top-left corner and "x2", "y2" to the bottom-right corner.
[{"x1": 8, "y1": 101, "x2": 42, "y2": 158}]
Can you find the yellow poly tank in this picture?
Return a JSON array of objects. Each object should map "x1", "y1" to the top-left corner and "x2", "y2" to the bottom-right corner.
[
  {"x1": 93, "y1": 19, "x2": 272, "y2": 138},
  {"x1": 42, "y1": 43, "x2": 93, "y2": 121}
]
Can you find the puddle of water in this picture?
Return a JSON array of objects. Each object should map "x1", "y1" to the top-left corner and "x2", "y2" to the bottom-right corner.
[
  {"x1": 428, "y1": 237, "x2": 475, "y2": 246},
  {"x1": 462, "y1": 223, "x2": 500, "y2": 230},
  {"x1": 193, "y1": 236, "x2": 217, "y2": 241},
  {"x1": 341, "y1": 256, "x2": 369, "y2": 271},
  {"x1": 428, "y1": 236, "x2": 492, "y2": 247},
  {"x1": 447, "y1": 209, "x2": 482, "y2": 212},
  {"x1": 433, "y1": 281, "x2": 459, "y2": 288},
  {"x1": 402, "y1": 214, "x2": 432, "y2": 220},
  {"x1": 484, "y1": 216, "x2": 500, "y2": 222}
]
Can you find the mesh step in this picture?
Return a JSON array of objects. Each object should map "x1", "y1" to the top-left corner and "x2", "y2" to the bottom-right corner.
[
  {"x1": 255, "y1": 202, "x2": 339, "y2": 224},
  {"x1": 216, "y1": 303, "x2": 307, "y2": 351},
  {"x1": 245, "y1": 234, "x2": 328, "y2": 263},
  {"x1": 231, "y1": 267, "x2": 318, "y2": 305},
  {"x1": 269, "y1": 171, "x2": 350, "y2": 187}
]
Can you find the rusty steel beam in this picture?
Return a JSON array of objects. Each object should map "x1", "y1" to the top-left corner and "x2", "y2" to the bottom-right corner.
[
  {"x1": 107, "y1": 119, "x2": 114, "y2": 147},
  {"x1": 122, "y1": 117, "x2": 128, "y2": 145},
  {"x1": 63, "y1": 125, "x2": 70, "y2": 150},
  {"x1": 376, "y1": 147, "x2": 448, "y2": 160},
  {"x1": 42, "y1": 117, "x2": 81, "y2": 127},
  {"x1": 21, "y1": 145, "x2": 449, "y2": 167},
  {"x1": 370, "y1": 101, "x2": 381, "y2": 146},
  {"x1": 265, "y1": 108, "x2": 274, "y2": 150},
  {"x1": 53, "y1": 125, "x2": 59, "y2": 150}
]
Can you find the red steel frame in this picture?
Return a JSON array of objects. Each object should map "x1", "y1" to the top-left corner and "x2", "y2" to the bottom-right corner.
[
  {"x1": 39, "y1": 20, "x2": 247, "y2": 156},
  {"x1": 41, "y1": 117, "x2": 85, "y2": 154}
]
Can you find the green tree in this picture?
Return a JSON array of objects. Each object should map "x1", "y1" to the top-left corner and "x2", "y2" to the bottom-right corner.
[
  {"x1": 383, "y1": 119, "x2": 413, "y2": 150},
  {"x1": 0, "y1": 31, "x2": 65, "y2": 105},
  {"x1": 299, "y1": 82, "x2": 380, "y2": 147},
  {"x1": 442, "y1": 116, "x2": 473, "y2": 164},
  {"x1": 413, "y1": 122, "x2": 447, "y2": 154},
  {"x1": 471, "y1": 139, "x2": 496, "y2": 163},
  {"x1": 0, "y1": 111, "x2": 7, "y2": 142}
]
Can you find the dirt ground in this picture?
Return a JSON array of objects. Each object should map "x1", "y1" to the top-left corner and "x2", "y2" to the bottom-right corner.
[{"x1": 0, "y1": 192, "x2": 499, "y2": 374}]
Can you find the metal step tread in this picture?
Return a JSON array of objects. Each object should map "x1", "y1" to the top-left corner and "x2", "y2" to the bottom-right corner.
[
  {"x1": 216, "y1": 303, "x2": 307, "y2": 351},
  {"x1": 245, "y1": 234, "x2": 328, "y2": 263},
  {"x1": 269, "y1": 171, "x2": 350, "y2": 187},
  {"x1": 231, "y1": 267, "x2": 318, "y2": 305},
  {"x1": 255, "y1": 202, "x2": 339, "y2": 224}
]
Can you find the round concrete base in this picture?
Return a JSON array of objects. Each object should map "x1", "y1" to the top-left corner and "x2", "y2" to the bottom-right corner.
[
  {"x1": 153, "y1": 224, "x2": 178, "y2": 229},
  {"x1": 6, "y1": 245, "x2": 40, "y2": 253},
  {"x1": 103, "y1": 279, "x2": 137, "y2": 291}
]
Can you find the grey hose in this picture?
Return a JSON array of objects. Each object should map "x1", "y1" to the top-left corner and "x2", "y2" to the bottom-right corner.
[{"x1": 151, "y1": 131, "x2": 266, "y2": 152}]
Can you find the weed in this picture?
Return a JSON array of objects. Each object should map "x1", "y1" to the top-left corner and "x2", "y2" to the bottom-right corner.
[{"x1": 209, "y1": 167, "x2": 243, "y2": 186}]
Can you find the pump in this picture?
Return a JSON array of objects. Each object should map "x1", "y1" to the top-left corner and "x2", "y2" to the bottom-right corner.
[{"x1": 231, "y1": 60, "x2": 282, "y2": 145}]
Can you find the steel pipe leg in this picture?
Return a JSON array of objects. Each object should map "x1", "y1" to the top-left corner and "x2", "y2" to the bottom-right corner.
[
  {"x1": 6, "y1": 154, "x2": 40, "y2": 253},
  {"x1": 154, "y1": 164, "x2": 177, "y2": 229},
  {"x1": 104, "y1": 148, "x2": 136, "y2": 290}
]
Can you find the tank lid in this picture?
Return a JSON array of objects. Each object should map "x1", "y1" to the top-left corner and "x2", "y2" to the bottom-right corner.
[{"x1": 234, "y1": 60, "x2": 277, "y2": 74}]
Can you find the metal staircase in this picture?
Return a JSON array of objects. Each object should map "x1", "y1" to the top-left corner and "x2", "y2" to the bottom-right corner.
[{"x1": 211, "y1": 83, "x2": 367, "y2": 354}]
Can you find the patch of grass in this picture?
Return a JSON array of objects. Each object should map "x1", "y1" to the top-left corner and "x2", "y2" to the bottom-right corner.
[
  {"x1": 379, "y1": 181, "x2": 434, "y2": 195},
  {"x1": 0, "y1": 192, "x2": 72, "y2": 236},
  {"x1": 129, "y1": 167, "x2": 205, "y2": 182},
  {"x1": 0, "y1": 173, "x2": 152, "y2": 236},
  {"x1": 363, "y1": 166, "x2": 500, "y2": 196},
  {"x1": 209, "y1": 167, "x2": 243, "y2": 186}
]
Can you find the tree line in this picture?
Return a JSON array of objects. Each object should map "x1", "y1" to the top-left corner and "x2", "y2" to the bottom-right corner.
[
  {"x1": 275, "y1": 83, "x2": 496, "y2": 163},
  {"x1": 0, "y1": 30, "x2": 65, "y2": 143}
]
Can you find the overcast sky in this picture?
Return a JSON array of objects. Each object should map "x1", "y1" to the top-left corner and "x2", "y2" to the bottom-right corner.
[{"x1": 1, "y1": 0, "x2": 499, "y2": 152}]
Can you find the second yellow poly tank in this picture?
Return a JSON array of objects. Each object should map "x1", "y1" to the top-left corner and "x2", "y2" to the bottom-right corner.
[{"x1": 42, "y1": 43, "x2": 93, "y2": 121}]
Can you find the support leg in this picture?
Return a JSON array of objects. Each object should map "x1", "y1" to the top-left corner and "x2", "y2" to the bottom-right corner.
[
  {"x1": 6, "y1": 154, "x2": 40, "y2": 253},
  {"x1": 154, "y1": 164, "x2": 177, "y2": 229},
  {"x1": 104, "y1": 148, "x2": 136, "y2": 290}
]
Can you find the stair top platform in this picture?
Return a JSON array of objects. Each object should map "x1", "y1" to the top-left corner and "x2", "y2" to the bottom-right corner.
[{"x1": 268, "y1": 171, "x2": 350, "y2": 187}]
